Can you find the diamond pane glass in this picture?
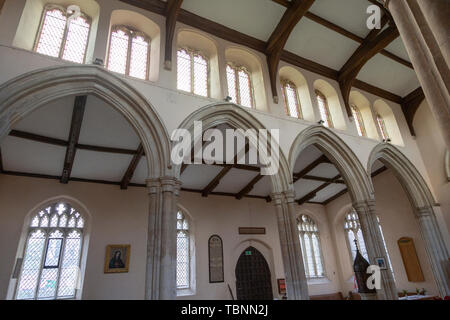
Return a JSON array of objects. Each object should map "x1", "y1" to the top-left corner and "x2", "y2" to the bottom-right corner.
[
  {"x1": 304, "y1": 235, "x2": 315, "y2": 277},
  {"x1": 297, "y1": 214, "x2": 324, "y2": 278},
  {"x1": 62, "y1": 16, "x2": 90, "y2": 63},
  {"x1": 351, "y1": 105, "x2": 366, "y2": 137},
  {"x1": 16, "y1": 230, "x2": 46, "y2": 300},
  {"x1": 176, "y1": 211, "x2": 190, "y2": 289},
  {"x1": 312, "y1": 234, "x2": 324, "y2": 276},
  {"x1": 317, "y1": 93, "x2": 332, "y2": 128},
  {"x1": 43, "y1": 238, "x2": 63, "y2": 268},
  {"x1": 129, "y1": 35, "x2": 149, "y2": 80},
  {"x1": 37, "y1": 268, "x2": 58, "y2": 299},
  {"x1": 58, "y1": 231, "x2": 81, "y2": 298},
  {"x1": 238, "y1": 69, "x2": 252, "y2": 108},
  {"x1": 284, "y1": 83, "x2": 301, "y2": 118},
  {"x1": 377, "y1": 115, "x2": 389, "y2": 140},
  {"x1": 177, "y1": 49, "x2": 192, "y2": 92},
  {"x1": 36, "y1": 9, "x2": 67, "y2": 58},
  {"x1": 108, "y1": 29, "x2": 129, "y2": 75},
  {"x1": 345, "y1": 210, "x2": 369, "y2": 261},
  {"x1": 226, "y1": 65, "x2": 237, "y2": 103},
  {"x1": 193, "y1": 54, "x2": 208, "y2": 97}
]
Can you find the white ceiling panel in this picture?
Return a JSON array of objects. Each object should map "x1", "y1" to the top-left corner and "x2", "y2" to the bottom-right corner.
[
  {"x1": 130, "y1": 157, "x2": 148, "y2": 185},
  {"x1": 70, "y1": 150, "x2": 133, "y2": 181},
  {"x1": 181, "y1": 0, "x2": 285, "y2": 41},
  {"x1": 307, "y1": 162, "x2": 340, "y2": 179},
  {"x1": 248, "y1": 175, "x2": 272, "y2": 197},
  {"x1": 294, "y1": 179, "x2": 323, "y2": 199},
  {"x1": 357, "y1": 53, "x2": 420, "y2": 96},
  {"x1": 214, "y1": 168, "x2": 258, "y2": 194},
  {"x1": 1, "y1": 137, "x2": 65, "y2": 176},
  {"x1": 309, "y1": 0, "x2": 373, "y2": 39},
  {"x1": 12, "y1": 96, "x2": 74, "y2": 140},
  {"x1": 311, "y1": 183, "x2": 347, "y2": 203},
  {"x1": 180, "y1": 165, "x2": 223, "y2": 190},
  {"x1": 78, "y1": 95, "x2": 140, "y2": 150},
  {"x1": 385, "y1": 37, "x2": 411, "y2": 62},
  {"x1": 293, "y1": 145, "x2": 323, "y2": 173},
  {"x1": 286, "y1": 18, "x2": 360, "y2": 70}
]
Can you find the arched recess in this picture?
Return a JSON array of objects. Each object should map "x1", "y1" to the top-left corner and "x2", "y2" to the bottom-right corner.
[
  {"x1": 313, "y1": 80, "x2": 347, "y2": 130},
  {"x1": 289, "y1": 125, "x2": 374, "y2": 204},
  {"x1": 225, "y1": 47, "x2": 268, "y2": 112},
  {"x1": 368, "y1": 143, "x2": 450, "y2": 296},
  {"x1": 13, "y1": 0, "x2": 100, "y2": 64},
  {"x1": 373, "y1": 99, "x2": 404, "y2": 146},
  {"x1": 109, "y1": 9, "x2": 161, "y2": 82},
  {"x1": 279, "y1": 66, "x2": 314, "y2": 122},
  {"x1": 349, "y1": 91, "x2": 379, "y2": 140},
  {"x1": 175, "y1": 102, "x2": 291, "y2": 194},
  {"x1": 177, "y1": 29, "x2": 221, "y2": 99},
  {"x1": 0, "y1": 65, "x2": 172, "y2": 179}
]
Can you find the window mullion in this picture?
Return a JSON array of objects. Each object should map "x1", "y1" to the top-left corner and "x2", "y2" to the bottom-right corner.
[
  {"x1": 300, "y1": 233, "x2": 309, "y2": 278},
  {"x1": 59, "y1": 15, "x2": 70, "y2": 59},
  {"x1": 190, "y1": 52, "x2": 195, "y2": 94},
  {"x1": 309, "y1": 233, "x2": 318, "y2": 277},
  {"x1": 125, "y1": 32, "x2": 133, "y2": 76},
  {"x1": 53, "y1": 234, "x2": 67, "y2": 299},
  {"x1": 235, "y1": 69, "x2": 241, "y2": 105},
  {"x1": 34, "y1": 233, "x2": 49, "y2": 300}
]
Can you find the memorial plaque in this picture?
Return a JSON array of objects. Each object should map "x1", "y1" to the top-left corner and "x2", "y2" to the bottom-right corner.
[{"x1": 208, "y1": 235, "x2": 224, "y2": 283}]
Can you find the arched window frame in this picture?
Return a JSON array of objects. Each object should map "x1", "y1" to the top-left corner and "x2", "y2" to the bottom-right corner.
[
  {"x1": 315, "y1": 90, "x2": 333, "y2": 128},
  {"x1": 226, "y1": 63, "x2": 255, "y2": 108},
  {"x1": 34, "y1": 4, "x2": 91, "y2": 64},
  {"x1": 106, "y1": 25, "x2": 151, "y2": 80},
  {"x1": 14, "y1": 202, "x2": 86, "y2": 300},
  {"x1": 281, "y1": 79, "x2": 303, "y2": 119},
  {"x1": 344, "y1": 210, "x2": 369, "y2": 262},
  {"x1": 351, "y1": 104, "x2": 366, "y2": 137},
  {"x1": 176, "y1": 210, "x2": 191, "y2": 291},
  {"x1": 376, "y1": 114, "x2": 389, "y2": 141},
  {"x1": 177, "y1": 47, "x2": 210, "y2": 97},
  {"x1": 297, "y1": 214, "x2": 325, "y2": 279}
]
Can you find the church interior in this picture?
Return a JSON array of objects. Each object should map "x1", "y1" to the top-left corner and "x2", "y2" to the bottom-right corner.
[{"x1": 0, "y1": 0, "x2": 448, "y2": 301}]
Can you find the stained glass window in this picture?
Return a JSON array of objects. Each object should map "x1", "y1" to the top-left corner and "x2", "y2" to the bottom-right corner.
[
  {"x1": 35, "y1": 6, "x2": 90, "y2": 64},
  {"x1": 176, "y1": 211, "x2": 190, "y2": 289},
  {"x1": 177, "y1": 48, "x2": 209, "y2": 97},
  {"x1": 282, "y1": 81, "x2": 302, "y2": 119},
  {"x1": 297, "y1": 214, "x2": 324, "y2": 278},
  {"x1": 15, "y1": 203, "x2": 85, "y2": 300},
  {"x1": 226, "y1": 64, "x2": 253, "y2": 108},
  {"x1": 377, "y1": 114, "x2": 389, "y2": 141},
  {"x1": 316, "y1": 90, "x2": 333, "y2": 128},
  {"x1": 107, "y1": 26, "x2": 150, "y2": 80},
  {"x1": 351, "y1": 104, "x2": 366, "y2": 137}
]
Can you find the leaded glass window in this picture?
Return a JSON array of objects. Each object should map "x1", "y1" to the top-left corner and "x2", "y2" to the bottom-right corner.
[
  {"x1": 226, "y1": 64, "x2": 253, "y2": 108},
  {"x1": 176, "y1": 210, "x2": 190, "y2": 289},
  {"x1": 316, "y1": 90, "x2": 333, "y2": 128},
  {"x1": 297, "y1": 214, "x2": 324, "y2": 278},
  {"x1": 35, "y1": 5, "x2": 91, "y2": 64},
  {"x1": 377, "y1": 114, "x2": 389, "y2": 141},
  {"x1": 351, "y1": 104, "x2": 366, "y2": 137},
  {"x1": 344, "y1": 210, "x2": 368, "y2": 262},
  {"x1": 15, "y1": 203, "x2": 85, "y2": 300},
  {"x1": 107, "y1": 26, "x2": 150, "y2": 80},
  {"x1": 177, "y1": 48, "x2": 209, "y2": 97},
  {"x1": 282, "y1": 80, "x2": 302, "y2": 119}
]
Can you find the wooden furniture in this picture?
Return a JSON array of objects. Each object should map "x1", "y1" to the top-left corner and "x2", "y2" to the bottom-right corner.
[
  {"x1": 398, "y1": 237, "x2": 425, "y2": 282},
  {"x1": 310, "y1": 292, "x2": 344, "y2": 300}
]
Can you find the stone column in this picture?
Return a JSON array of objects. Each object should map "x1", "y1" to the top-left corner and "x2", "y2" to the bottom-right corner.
[
  {"x1": 272, "y1": 190, "x2": 309, "y2": 300},
  {"x1": 0, "y1": 112, "x2": 11, "y2": 143},
  {"x1": 353, "y1": 200, "x2": 398, "y2": 300},
  {"x1": 416, "y1": 206, "x2": 450, "y2": 296},
  {"x1": 383, "y1": 0, "x2": 450, "y2": 150},
  {"x1": 145, "y1": 177, "x2": 181, "y2": 300}
]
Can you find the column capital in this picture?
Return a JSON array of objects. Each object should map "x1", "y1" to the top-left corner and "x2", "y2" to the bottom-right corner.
[
  {"x1": 146, "y1": 176, "x2": 181, "y2": 194},
  {"x1": 270, "y1": 192, "x2": 283, "y2": 206},
  {"x1": 416, "y1": 206, "x2": 434, "y2": 218}
]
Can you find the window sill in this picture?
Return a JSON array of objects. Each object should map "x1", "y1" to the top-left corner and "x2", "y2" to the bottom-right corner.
[
  {"x1": 177, "y1": 288, "x2": 196, "y2": 297},
  {"x1": 307, "y1": 277, "x2": 331, "y2": 285}
]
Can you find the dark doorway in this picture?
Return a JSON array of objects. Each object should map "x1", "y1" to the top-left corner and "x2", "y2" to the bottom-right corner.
[{"x1": 235, "y1": 246, "x2": 273, "y2": 300}]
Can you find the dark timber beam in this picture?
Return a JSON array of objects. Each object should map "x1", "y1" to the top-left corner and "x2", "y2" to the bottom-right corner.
[
  {"x1": 164, "y1": 0, "x2": 183, "y2": 70},
  {"x1": 297, "y1": 174, "x2": 341, "y2": 205},
  {"x1": 201, "y1": 166, "x2": 233, "y2": 197},
  {"x1": 401, "y1": 87, "x2": 425, "y2": 136},
  {"x1": 266, "y1": 0, "x2": 316, "y2": 103},
  {"x1": 121, "y1": 144, "x2": 145, "y2": 189},
  {"x1": 339, "y1": 17, "x2": 399, "y2": 116},
  {"x1": 235, "y1": 174, "x2": 264, "y2": 200},
  {"x1": 293, "y1": 155, "x2": 330, "y2": 183},
  {"x1": 61, "y1": 96, "x2": 87, "y2": 184}
]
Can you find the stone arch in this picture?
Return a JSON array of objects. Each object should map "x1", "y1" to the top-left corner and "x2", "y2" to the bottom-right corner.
[
  {"x1": 0, "y1": 65, "x2": 172, "y2": 179},
  {"x1": 175, "y1": 102, "x2": 291, "y2": 194},
  {"x1": 289, "y1": 125, "x2": 374, "y2": 203}
]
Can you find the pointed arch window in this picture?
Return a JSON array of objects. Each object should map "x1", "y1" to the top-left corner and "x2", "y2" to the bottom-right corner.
[
  {"x1": 107, "y1": 26, "x2": 151, "y2": 80},
  {"x1": 376, "y1": 114, "x2": 389, "y2": 140},
  {"x1": 35, "y1": 5, "x2": 91, "y2": 64},
  {"x1": 297, "y1": 214, "x2": 324, "y2": 278},
  {"x1": 15, "y1": 203, "x2": 85, "y2": 300},
  {"x1": 176, "y1": 210, "x2": 190, "y2": 289},
  {"x1": 315, "y1": 90, "x2": 333, "y2": 128},
  {"x1": 344, "y1": 210, "x2": 369, "y2": 262},
  {"x1": 177, "y1": 48, "x2": 209, "y2": 97},
  {"x1": 226, "y1": 64, "x2": 254, "y2": 108},
  {"x1": 351, "y1": 104, "x2": 366, "y2": 137},
  {"x1": 282, "y1": 80, "x2": 302, "y2": 119}
]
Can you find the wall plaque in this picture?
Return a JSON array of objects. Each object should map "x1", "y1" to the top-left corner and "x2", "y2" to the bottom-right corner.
[
  {"x1": 238, "y1": 227, "x2": 266, "y2": 235},
  {"x1": 208, "y1": 235, "x2": 224, "y2": 283},
  {"x1": 397, "y1": 237, "x2": 425, "y2": 282}
]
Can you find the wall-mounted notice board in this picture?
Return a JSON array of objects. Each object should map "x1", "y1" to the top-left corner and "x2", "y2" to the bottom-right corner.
[{"x1": 397, "y1": 237, "x2": 425, "y2": 282}]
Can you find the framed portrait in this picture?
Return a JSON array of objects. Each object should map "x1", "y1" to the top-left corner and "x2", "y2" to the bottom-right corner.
[
  {"x1": 277, "y1": 279, "x2": 286, "y2": 295},
  {"x1": 104, "y1": 244, "x2": 130, "y2": 273},
  {"x1": 375, "y1": 257, "x2": 387, "y2": 270}
]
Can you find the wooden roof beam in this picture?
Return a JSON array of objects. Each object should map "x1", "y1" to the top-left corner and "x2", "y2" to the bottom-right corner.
[
  {"x1": 293, "y1": 154, "x2": 330, "y2": 183},
  {"x1": 297, "y1": 174, "x2": 341, "y2": 205},
  {"x1": 164, "y1": 0, "x2": 183, "y2": 70},
  {"x1": 120, "y1": 143, "x2": 145, "y2": 189},
  {"x1": 266, "y1": 0, "x2": 316, "y2": 103},
  {"x1": 401, "y1": 87, "x2": 425, "y2": 136},
  {"x1": 61, "y1": 96, "x2": 86, "y2": 184},
  {"x1": 235, "y1": 174, "x2": 264, "y2": 200}
]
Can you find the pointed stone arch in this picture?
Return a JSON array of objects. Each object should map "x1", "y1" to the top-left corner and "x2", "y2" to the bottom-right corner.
[{"x1": 0, "y1": 65, "x2": 172, "y2": 179}]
